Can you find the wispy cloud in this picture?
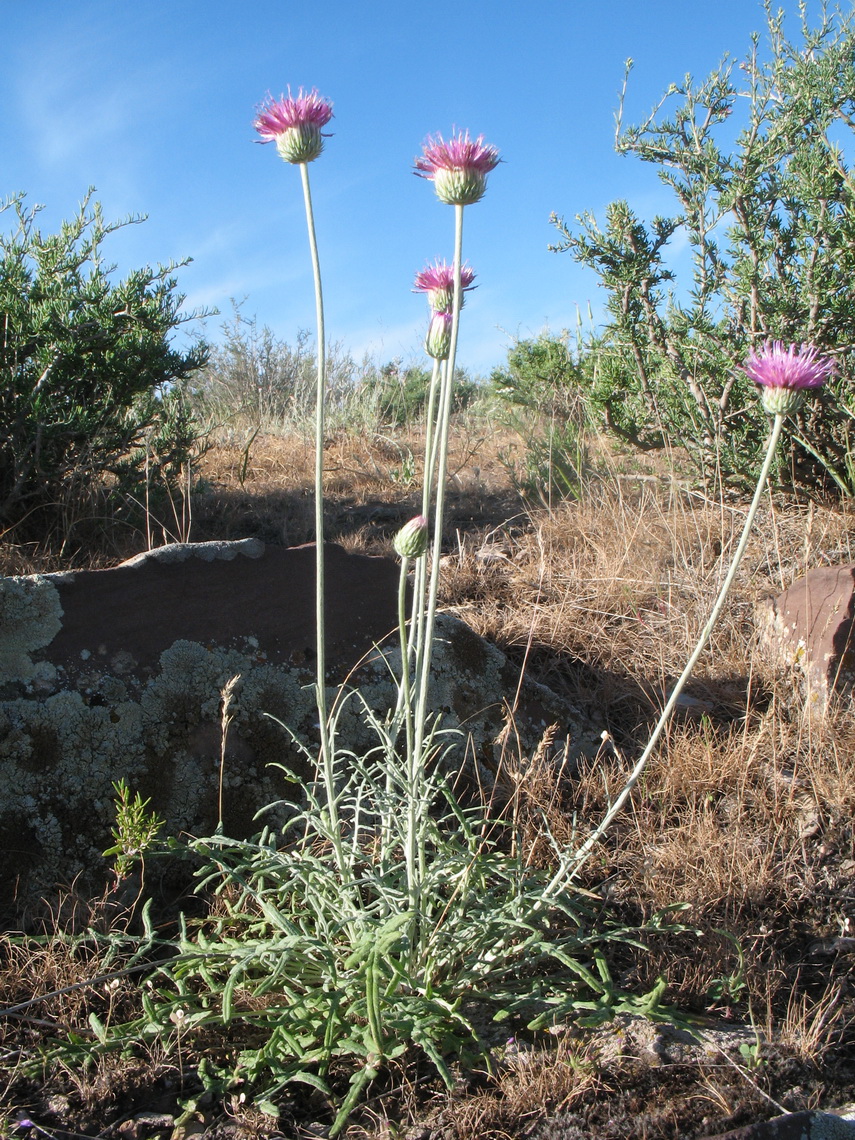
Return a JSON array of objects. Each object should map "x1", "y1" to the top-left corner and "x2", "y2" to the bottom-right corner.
[{"x1": 12, "y1": 9, "x2": 181, "y2": 178}]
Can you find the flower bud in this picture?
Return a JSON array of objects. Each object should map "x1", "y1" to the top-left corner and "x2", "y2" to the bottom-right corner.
[
  {"x1": 425, "y1": 311, "x2": 452, "y2": 360},
  {"x1": 394, "y1": 516, "x2": 428, "y2": 559},
  {"x1": 432, "y1": 167, "x2": 489, "y2": 206}
]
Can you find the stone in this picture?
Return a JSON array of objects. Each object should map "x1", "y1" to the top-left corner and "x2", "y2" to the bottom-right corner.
[
  {"x1": 583, "y1": 1012, "x2": 759, "y2": 1071},
  {"x1": 21, "y1": 538, "x2": 399, "y2": 681},
  {"x1": 699, "y1": 1109, "x2": 855, "y2": 1140},
  {"x1": 756, "y1": 563, "x2": 855, "y2": 708},
  {"x1": 0, "y1": 540, "x2": 598, "y2": 920}
]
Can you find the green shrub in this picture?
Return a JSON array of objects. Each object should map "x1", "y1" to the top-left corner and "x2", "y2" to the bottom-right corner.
[
  {"x1": 491, "y1": 334, "x2": 590, "y2": 504},
  {"x1": 364, "y1": 359, "x2": 480, "y2": 427},
  {"x1": 190, "y1": 308, "x2": 314, "y2": 428},
  {"x1": 490, "y1": 333, "x2": 582, "y2": 415},
  {"x1": 551, "y1": 6, "x2": 855, "y2": 492},
  {"x1": 0, "y1": 191, "x2": 208, "y2": 538}
]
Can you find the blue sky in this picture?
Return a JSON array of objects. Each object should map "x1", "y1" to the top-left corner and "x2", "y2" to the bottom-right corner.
[{"x1": 0, "y1": 0, "x2": 836, "y2": 377}]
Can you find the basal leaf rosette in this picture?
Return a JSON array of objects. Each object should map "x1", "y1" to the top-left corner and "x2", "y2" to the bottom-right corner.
[
  {"x1": 415, "y1": 131, "x2": 500, "y2": 206},
  {"x1": 254, "y1": 88, "x2": 334, "y2": 164},
  {"x1": 742, "y1": 340, "x2": 834, "y2": 416}
]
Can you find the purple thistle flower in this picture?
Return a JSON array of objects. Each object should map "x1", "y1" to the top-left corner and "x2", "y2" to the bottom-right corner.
[
  {"x1": 741, "y1": 340, "x2": 834, "y2": 415},
  {"x1": 425, "y1": 311, "x2": 453, "y2": 360},
  {"x1": 253, "y1": 88, "x2": 333, "y2": 164},
  {"x1": 413, "y1": 260, "x2": 477, "y2": 313},
  {"x1": 394, "y1": 515, "x2": 429, "y2": 559},
  {"x1": 415, "y1": 130, "x2": 500, "y2": 205}
]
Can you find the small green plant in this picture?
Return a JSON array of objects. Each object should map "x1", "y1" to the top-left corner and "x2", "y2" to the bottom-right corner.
[
  {"x1": 504, "y1": 416, "x2": 587, "y2": 507},
  {"x1": 81, "y1": 729, "x2": 694, "y2": 1133},
  {"x1": 389, "y1": 449, "x2": 417, "y2": 487},
  {"x1": 706, "y1": 932, "x2": 747, "y2": 1009},
  {"x1": 103, "y1": 778, "x2": 166, "y2": 883},
  {"x1": 738, "y1": 1035, "x2": 766, "y2": 1072}
]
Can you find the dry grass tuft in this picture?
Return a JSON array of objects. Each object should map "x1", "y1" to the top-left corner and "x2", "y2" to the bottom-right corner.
[{"x1": 420, "y1": 1038, "x2": 602, "y2": 1140}]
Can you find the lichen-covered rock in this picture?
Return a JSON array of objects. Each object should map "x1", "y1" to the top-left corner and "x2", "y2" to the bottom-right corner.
[
  {"x1": 0, "y1": 540, "x2": 599, "y2": 920},
  {"x1": 0, "y1": 691, "x2": 146, "y2": 903},
  {"x1": 0, "y1": 574, "x2": 63, "y2": 686},
  {"x1": 697, "y1": 1109, "x2": 855, "y2": 1139}
]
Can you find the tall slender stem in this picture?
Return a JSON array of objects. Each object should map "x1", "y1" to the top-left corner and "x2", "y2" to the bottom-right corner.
[
  {"x1": 412, "y1": 205, "x2": 465, "y2": 774},
  {"x1": 544, "y1": 413, "x2": 786, "y2": 895},
  {"x1": 396, "y1": 554, "x2": 419, "y2": 910},
  {"x1": 420, "y1": 358, "x2": 445, "y2": 519},
  {"x1": 411, "y1": 358, "x2": 444, "y2": 659},
  {"x1": 300, "y1": 161, "x2": 342, "y2": 856}
]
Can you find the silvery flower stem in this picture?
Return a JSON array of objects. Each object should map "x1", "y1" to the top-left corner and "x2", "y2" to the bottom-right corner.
[
  {"x1": 396, "y1": 553, "x2": 420, "y2": 910},
  {"x1": 412, "y1": 205, "x2": 465, "y2": 791},
  {"x1": 411, "y1": 358, "x2": 444, "y2": 662},
  {"x1": 544, "y1": 412, "x2": 786, "y2": 896},
  {"x1": 422, "y1": 358, "x2": 444, "y2": 517},
  {"x1": 402, "y1": 356, "x2": 443, "y2": 922},
  {"x1": 300, "y1": 162, "x2": 343, "y2": 866},
  {"x1": 406, "y1": 207, "x2": 465, "y2": 956}
]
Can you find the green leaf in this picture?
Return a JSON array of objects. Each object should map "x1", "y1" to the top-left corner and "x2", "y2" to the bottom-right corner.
[
  {"x1": 254, "y1": 1099, "x2": 280, "y2": 1118},
  {"x1": 88, "y1": 1012, "x2": 108, "y2": 1045}
]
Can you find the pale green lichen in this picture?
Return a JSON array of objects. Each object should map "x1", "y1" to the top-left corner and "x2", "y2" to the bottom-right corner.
[
  {"x1": 0, "y1": 690, "x2": 147, "y2": 908},
  {"x1": 0, "y1": 576, "x2": 63, "y2": 686}
]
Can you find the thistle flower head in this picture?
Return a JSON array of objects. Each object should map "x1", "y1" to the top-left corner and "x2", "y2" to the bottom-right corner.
[
  {"x1": 425, "y1": 311, "x2": 453, "y2": 360},
  {"x1": 413, "y1": 260, "x2": 476, "y2": 313},
  {"x1": 742, "y1": 340, "x2": 834, "y2": 415},
  {"x1": 393, "y1": 515, "x2": 429, "y2": 559},
  {"x1": 415, "y1": 130, "x2": 500, "y2": 205},
  {"x1": 254, "y1": 88, "x2": 334, "y2": 164}
]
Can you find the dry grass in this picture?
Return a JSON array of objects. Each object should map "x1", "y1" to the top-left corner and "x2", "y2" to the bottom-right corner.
[
  {"x1": 434, "y1": 452, "x2": 855, "y2": 1056},
  {"x1": 2, "y1": 423, "x2": 854, "y2": 1137},
  {"x1": 0, "y1": 891, "x2": 178, "y2": 1132}
]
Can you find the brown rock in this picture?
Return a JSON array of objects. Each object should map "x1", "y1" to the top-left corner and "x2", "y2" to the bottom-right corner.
[
  {"x1": 757, "y1": 564, "x2": 855, "y2": 707},
  {"x1": 43, "y1": 538, "x2": 400, "y2": 680}
]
